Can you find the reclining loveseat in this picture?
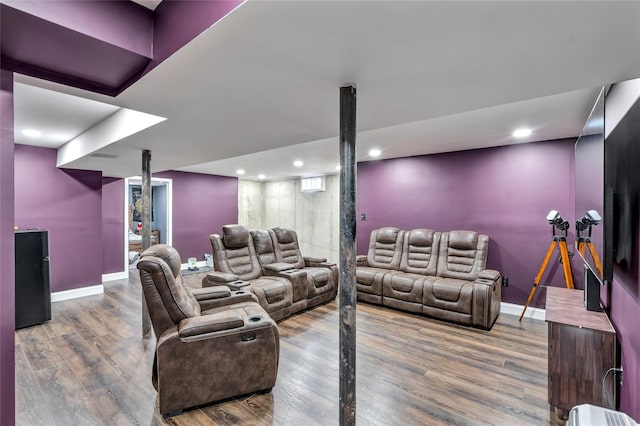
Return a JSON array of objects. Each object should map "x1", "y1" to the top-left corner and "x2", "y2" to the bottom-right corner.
[
  {"x1": 137, "y1": 245, "x2": 279, "y2": 416},
  {"x1": 204, "y1": 225, "x2": 338, "y2": 321},
  {"x1": 357, "y1": 227, "x2": 501, "y2": 329}
]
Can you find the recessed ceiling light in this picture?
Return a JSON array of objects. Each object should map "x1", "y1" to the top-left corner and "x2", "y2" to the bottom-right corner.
[
  {"x1": 22, "y1": 129, "x2": 41, "y2": 138},
  {"x1": 336, "y1": 165, "x2": 341, "y2": 171},
  {"x1": 236, "y1": 169, "x2": 245, "y2": 175},
  {"x1": 512, "y1": 128, "x2": 532, "y2": 138},
  {"x1": 293, "y1": 160, "x2": 304, "y2": 167},
  {"x1": 369, "y1": 148, "x2": 381, "y2": 157},
  {"x1": 258, "y1": 174, "x2": 265, "y2": 180}
]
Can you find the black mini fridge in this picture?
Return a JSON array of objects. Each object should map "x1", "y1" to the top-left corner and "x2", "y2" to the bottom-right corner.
[{"x1": 15, "y1": 230, "x2": 51, "y2": 329}]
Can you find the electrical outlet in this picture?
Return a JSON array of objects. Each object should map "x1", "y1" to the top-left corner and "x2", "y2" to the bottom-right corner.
[
  {"x1": 360, "y1": 213, "x2": 366, "y2": 221},
  {"x1": 502, "y1": 276, "x2": 509, "y2": 287}
]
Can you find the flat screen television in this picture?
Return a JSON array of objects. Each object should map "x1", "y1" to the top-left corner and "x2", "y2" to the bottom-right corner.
[
  {"x1": 575, "y1": 87, "x2": 608, "y2": 283},
  {"x1": 604, "y1": 87, "x2": 640, "y2": 294}
]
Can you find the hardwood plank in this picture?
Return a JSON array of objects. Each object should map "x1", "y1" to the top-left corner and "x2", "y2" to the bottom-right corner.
[{"x1": 15, "y1": 273, "x2": 564, "y2": 425}]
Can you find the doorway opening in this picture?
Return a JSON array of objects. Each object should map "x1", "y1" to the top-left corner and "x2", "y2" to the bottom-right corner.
[{"x1": 124, "y1": 177, "x2": 173, "y2": 269}]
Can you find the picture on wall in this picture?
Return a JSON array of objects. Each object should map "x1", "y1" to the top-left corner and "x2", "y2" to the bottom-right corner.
[{"x1": 131, "y1": 186, "x2": 153, "y2": 222}]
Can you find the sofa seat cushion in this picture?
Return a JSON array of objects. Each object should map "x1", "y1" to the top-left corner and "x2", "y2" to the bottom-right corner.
[
  {"x1": 303, "y1": 267, "x2": 335, "y2": 298},
  {"x1": 382, "y1": 273, "x2": 431, "y2": 303},
  {"x1": 423, "y1": 277, "x2": 473, "y2": 315},
  {"x1": 356, "y1": 266, "x2": 399, "y2": 296},
  {"x1": 248, "y1": 276, "x2": 293, "y2": 313}
]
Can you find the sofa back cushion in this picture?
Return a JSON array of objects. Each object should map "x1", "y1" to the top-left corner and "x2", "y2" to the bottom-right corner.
[
  {"x1": 251, "y1": 229, "x2": 278, "y2": 266},
  {"x1": 400, "y1": 229, "x2": 440, "y2": 275},
  {"x1": 437, "y1": 230, "x2": 488, "y2": 280},
  {"x1": 137, "y1": 244, "x2": 201, "y2": 337},
  {"x1": 271, "y1": 227, "x2": 305, "y2": 269},
  {"x1": 210, "y1": 225, "x2": 262, "y2": 280},
  {"x1": 367, "y1": 227, "x2": 404, "y2": 270}
]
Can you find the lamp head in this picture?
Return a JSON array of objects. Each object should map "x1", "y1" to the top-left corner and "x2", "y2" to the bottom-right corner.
[
  {"x1": 576, "y1": 209, "x2": 602, "y2": 233},
  {"x1": 547, "y1": 210, "x2": 570, "y2": 231}
]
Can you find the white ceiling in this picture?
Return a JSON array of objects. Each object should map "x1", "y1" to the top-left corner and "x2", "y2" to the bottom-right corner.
[
  {"x1": 13, "y1": 1, "x2": 640, "y2": 180},
  {"x1": 130, "y1": 0, "x2": 163, "y2": 11}
]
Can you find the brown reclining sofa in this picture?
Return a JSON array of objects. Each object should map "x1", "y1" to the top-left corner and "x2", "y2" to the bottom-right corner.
[
  {"x1": 203, "y1": 225, "x2": 338, "y2": 321},
  {"x1": 357, "y1": 227, "x2": 501, "y2": 329}
]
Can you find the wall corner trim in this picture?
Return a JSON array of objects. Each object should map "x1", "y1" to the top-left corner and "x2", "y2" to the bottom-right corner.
[
  {"x1": 501, "y1": 302, "x2": 546, "y2": 321},
  {"x1": 102, "y1": 271, "x2": 128, "y2": 282},
  {"x1": 51, "y1": 284, "x2": 104, "y2": 302}
]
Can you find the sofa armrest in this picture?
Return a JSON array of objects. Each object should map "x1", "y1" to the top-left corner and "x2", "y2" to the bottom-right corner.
[
  {"x1": 356, "y1": 255, "x2": 368, "y2": 267},
  {"x1": 263, "y1": 262, "x2": 295, "y2": 272},
  {"x1": 191, "y1": 286, "x2": 231, "y2": 301},
  {"x1": 178, "y1": 311, "x2": 244, "y2": 338},
  {"x1": 197, "y1": 289, "x2": 257, "y2": 311},
  {"x1": 201, "y1": 271, "x2": 239, "y2": 287},
  {"x1": 304, "y1": 257, "x2": 335, "y2": 268},
  {"x1": 304, "y1": 256, "x2": 327, "y2": 264},
  {"x1": 477, "y1": 269, "x2": 500, "y2": 283}
]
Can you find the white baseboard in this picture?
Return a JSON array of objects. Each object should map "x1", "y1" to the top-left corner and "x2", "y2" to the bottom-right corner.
[
  {"x1": 101, "y1": 271, "x2": 128, "y2": 282},
  {"x1": 180, "y1": 260, "x2": 209, "y2": 270},
  {"x1": 501, "y1": 302, "x2": 546, "y2": 321},
  {"x1": 51, "y1": 284, "x2": 104, "y2": 302}
]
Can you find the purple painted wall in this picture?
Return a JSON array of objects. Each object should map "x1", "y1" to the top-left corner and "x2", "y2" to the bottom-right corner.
[
  {"x1": 1, "y1": 0, "x2": 153, "y2": 56},
  {"x1": 14, "y1": 145, "x2": 103, "y2": 292},
  {"x1": 605, "y1": 276, "x2": 640, "y2": 420},
  {"x1": 102, "y1": 177, "x2": 125, "y2": 274},
  {"x1": 147, "y1": 0, "x2": 244, "y2": 73},
  {"x1": 1, "y1": 1, "x2": 153, "y2": 95},
  {"x1": 1, "y1": 0, "x2": 244, "y2": 95},
  {"x1": 0, "y1": 69, "x2": 15, "y2": 425},
  {"x1": 155, "y1": 171, "x2": 238, "y2": 262},
  {"x1": 356, "y1": 139, "x2": 576, "y2": 308}
]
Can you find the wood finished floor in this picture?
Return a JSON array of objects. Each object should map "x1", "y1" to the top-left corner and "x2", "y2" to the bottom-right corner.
[{"x1": 16, "y1": 272, "x2": 564, "y2": 426}]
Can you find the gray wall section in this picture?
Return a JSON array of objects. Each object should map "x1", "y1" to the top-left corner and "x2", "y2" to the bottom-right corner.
[{"x1": 239, "y1": 175, "x2": 340, "y2": 263}]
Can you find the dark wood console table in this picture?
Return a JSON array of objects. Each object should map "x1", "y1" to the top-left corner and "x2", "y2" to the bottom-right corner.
[{"x1": 545, "y1": 286, "x2": 617, "y2": 419}]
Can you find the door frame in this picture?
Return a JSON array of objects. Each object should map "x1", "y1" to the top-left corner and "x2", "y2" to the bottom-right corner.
[{"x1": 124, "y1": 176, "x2": 173, "y2": 271}]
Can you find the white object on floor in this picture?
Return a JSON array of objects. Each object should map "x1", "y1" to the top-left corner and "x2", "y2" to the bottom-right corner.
[{"x1": 567, "y1": 404, "x2": 638, "y2": 426}]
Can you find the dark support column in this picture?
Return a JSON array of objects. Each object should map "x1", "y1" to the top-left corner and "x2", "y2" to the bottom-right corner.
[
  {"x1": 339, "y1": 85, "x2": 357, "y2": 426},
  {"x1": 141, "y1": 149, "x2": 152, "y2": 337}
]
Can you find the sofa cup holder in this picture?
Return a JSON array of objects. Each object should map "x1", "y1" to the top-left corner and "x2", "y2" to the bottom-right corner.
[{"x1": 248, "y1": 316, "x2": 262, "y2": 323}]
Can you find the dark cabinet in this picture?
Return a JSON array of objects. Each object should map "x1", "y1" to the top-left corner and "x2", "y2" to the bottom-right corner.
[
  {"x1": 545, "y1": 287, "x2": 617, "y2": 419},
  {"x1": 15, "y1": 230, "x2": 51, "y2": 329}
]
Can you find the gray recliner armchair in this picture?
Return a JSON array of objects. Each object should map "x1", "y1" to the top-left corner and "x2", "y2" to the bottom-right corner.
[
  {"x1": 137, "y1": 244, "x2": 279, "y2": 416},
  {"x1": 270, "y1": 227, "x2": 338, "y2": 308},
  {"x1": 205, "y1": 225, "x2": 294, "y2": 321}
]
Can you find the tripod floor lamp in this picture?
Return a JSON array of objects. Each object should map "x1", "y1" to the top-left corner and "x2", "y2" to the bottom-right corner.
[
  {"x1": 576, "y1": 209, "x2": 603, "y2": 278},
  {"x1": 519, "y1": 210, "x2": 574, "y2": 321}
]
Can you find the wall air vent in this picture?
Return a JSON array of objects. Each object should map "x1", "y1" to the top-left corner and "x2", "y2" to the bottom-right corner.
[
  {"x1": 300, "y1": 175, "x2": 325, "y2": 193},
  {"x1": 90, "y1": 153, "x2": 119, "y2": 159}
]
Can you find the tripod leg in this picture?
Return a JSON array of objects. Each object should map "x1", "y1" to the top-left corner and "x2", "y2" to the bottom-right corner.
[
  {"x1": 559, "y1": 241, "x2": 575, "y2": 289},
  {"x1": 577, "y1": 240, "x2": 585, "y2": 257},
  {"x1": 520, "y1": 240, "x2": 557, "y2": 321},
  {"x1": 587, "y1": 241, "x2": 604, "y2": 278}
]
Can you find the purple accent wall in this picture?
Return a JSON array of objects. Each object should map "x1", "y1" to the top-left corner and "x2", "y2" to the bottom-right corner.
[
  {"x1": 155, "y1": 171, "x2": 238, "y2": 262},
  {"x1": 14, "y1": 145, "x2": 103, "y2": 292},
  {"x1": 607, "y1": 276, "x2": 640, "y2": 420},
  {"x1": 0, "y1": 69, "x2": 15, "y2": 426},
  {"x1": 0, "y1": 2, "x2": 153, "y2": 96},
  {"x1": 356, "y1": 139, "x2": 576, "y2": 308},
  {"x1": 1, "y1": 0, "x2": 244, "y2": 96},
  {"x1": 147, "y1": 0, "x2": 244, "y2": 72},
  {"x1": 102, "y1": 177, "x2": 125, "y2": 274},
  {"x1": 1, "y1": 0, "x2": 153, "y2": 56}
]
